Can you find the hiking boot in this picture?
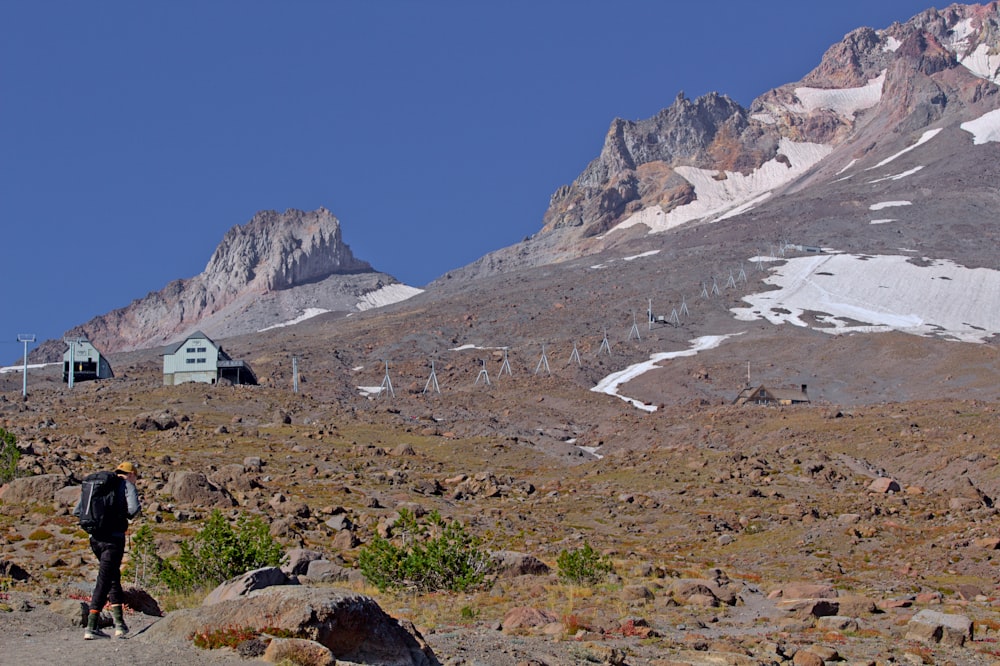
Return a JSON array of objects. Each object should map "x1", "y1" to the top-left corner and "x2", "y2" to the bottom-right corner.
[
  {"x1": 111, "y1": 604, "x2": 129, "y2": 638},
  {"x1": 84, "y1": 611, "x2": 109, "y2": 640}
]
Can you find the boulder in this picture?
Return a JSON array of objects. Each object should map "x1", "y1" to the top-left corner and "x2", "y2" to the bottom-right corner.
[
  {"x1": 282, "y1": 548, "x2": 325, "y2": 576},
  {"x1": 868, "y1": 477, "x2": 900, "y2": 493},
  {"x1": 148, "y1": 586, "x2": 435, "y2": 665},
  {"x1": 905, "y1": 609, "x2": 973, "y2": 647},
  {"x1": 306, "y1": 559, "x2": 353, "y2": 583},
  {"x1": 263, "y1": 637, "x2": 336, "y2": 665},
  {"x1": 491, "y1": 550, "x2": 550, "y2": 577},
  {"x1": 501, "y1": 606, "x2": 559, "y2": 634},
  {"x1": 0, "y1": 474, "x2": 71, "y2": 503},
  {"x1": 163, "y1": 471, "x2": 236, "y2": 507},
  {"x1": 202, "y1": 567, "x2": 295, "y2": 606}
]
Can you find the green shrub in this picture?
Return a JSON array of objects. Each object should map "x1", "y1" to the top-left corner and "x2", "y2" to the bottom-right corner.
[
  {"x1": 556, "y1": 542, "x2": 613, "y2": 585},
  {"x1": 358, "y1": 509, "x2": 490, "y2": 593},
  {"x1": 0, "y1": 428, "x2": 20, "y2": 484},
  {"x1": 129, "y1": 510, "x2": 283, "y2": 594},
  {"x1": 123, "y1": 524, "x2": 164, "y2": 589}
]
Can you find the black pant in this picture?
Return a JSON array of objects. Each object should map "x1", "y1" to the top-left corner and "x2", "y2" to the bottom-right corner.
[{"x1": 89, "y1": 535, "x2": 125, "y2": 612}]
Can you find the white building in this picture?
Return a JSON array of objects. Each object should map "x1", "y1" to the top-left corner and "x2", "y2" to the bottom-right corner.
[
  {"x1": 162, "y1": 331, "x2": 257, "y2": 386},
  {"x1": 62, "y1": 339, "x2": 114, "y2": 383}
]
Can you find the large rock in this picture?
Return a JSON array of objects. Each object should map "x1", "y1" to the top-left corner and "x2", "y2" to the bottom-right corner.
[
  {"x1": 905, "y1": 609, "x2": 973, "y2": 647},
  {"x1": 0, "y1": 474, "x2": 71, "y2": 503},
  {"x1": 202, "y1": 567, "x2": 295, "y2": 605},
  {"x1": 163, "y1": 471, "x2": 236, "y2": 507},
  {"x1": 148, "y1": 586, "x2": 435, "y2": 666},
  {"x1": 491, "y1": 550, "x2": 550, "y2": 577}
]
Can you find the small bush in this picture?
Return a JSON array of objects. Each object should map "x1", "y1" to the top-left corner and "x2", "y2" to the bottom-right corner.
[
  {"x1": 556, "y1": 543, "x2": 613, "y2": 585},
  {"x1": 126, "y1": 510, "x2": 283, "y2": 594},
  {"x1": 0, "y1": 428, "x2": 20, "y2": 484},
  {"x1": 358, "y1": 509, "x2": 491, "y2": 593},
  {"x1": 191, "y1": 625, "x2": 260, "y2": 650}
]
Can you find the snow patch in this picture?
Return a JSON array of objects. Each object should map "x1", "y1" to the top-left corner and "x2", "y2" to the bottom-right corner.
[
  {"x1": 751, "y1": 113, "x2": 777, "y2": 125},
  {"x1": 960, "y1": 43, "x2": 1000, "y2": 85},
  {"x1": 258, "y1": 307, "x2": 330, "y2": 332},
  {"x1": 792, "y1": 71, "x2": 885, "y2": 116},
  {"x1": 961, "y1": 108, "x2": 1000, "y2": 145},
  {"x1": 867, "y1": 166, "x2": 924, "y2": 183},
  {"x1": 883, "y1": 35, "x2": 902, "y2": 52},
  {"x1": 869, "y1": 201, "x2": 912, "y2": 211},
  {"x1": 835, "y1": 159, "x2": 858, "y2": 176},
  {"x1": 591, "y1": 334, "x2": 739, "y2": 411},
  {"x1": 615, "y1": 139, "x2": 832, "y2": 234},
  {"x1": 0, "y1": 362, "x2": 53, "y2": 374},
  {"x1": 624, "y1": 250, "x2": 660, "y2": 261},
  {"x1": 870, "y1": 219, "x2": 897, "y2": 225},
  {"x1": 733, "y1": 254, "x2": 1000, "y2": 343},
  {"x1": 356, "y1": 283, "x2": 423, "y2": 311},
  {"x1": 867, "y1": 129, "x2": 942, "y2": 169}
]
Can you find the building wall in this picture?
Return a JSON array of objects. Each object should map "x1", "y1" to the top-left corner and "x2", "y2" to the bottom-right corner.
[{"x1": 162, "y1": 336, "x2": 219, "y2": 385}]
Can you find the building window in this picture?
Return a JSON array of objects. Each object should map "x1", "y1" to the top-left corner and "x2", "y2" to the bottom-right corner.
[
  {"x1": 196, "y1": 358, "x2": 207, "y2": 364},
  {"x1": 186, "y1": 347, "x2": 196, "y2": 353},
  {"x1": 197, "y1": 347, "x2": 207, "y2": 352},
  {"x1": 186, "y1": 358, "x2": 196, "y2": 364}
]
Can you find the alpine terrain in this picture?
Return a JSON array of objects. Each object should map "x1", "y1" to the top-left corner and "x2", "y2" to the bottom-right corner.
[{"x1": 4, "y1": 4, "x2": 1000, "y2": 666}]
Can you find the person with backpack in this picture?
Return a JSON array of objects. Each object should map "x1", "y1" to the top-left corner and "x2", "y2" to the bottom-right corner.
[{"x1": 73, "y1": 461, "x2": 142, "y2": 640}]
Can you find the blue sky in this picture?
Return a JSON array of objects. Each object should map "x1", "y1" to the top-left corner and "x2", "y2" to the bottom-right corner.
[{"x1": 1, "y1": 1, "x2": 938, "y2": 351}]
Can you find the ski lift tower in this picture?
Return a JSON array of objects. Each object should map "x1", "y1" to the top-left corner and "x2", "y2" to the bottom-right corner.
[{"x1": 17, "y1": 334, "x2": 35, "y2": 398}]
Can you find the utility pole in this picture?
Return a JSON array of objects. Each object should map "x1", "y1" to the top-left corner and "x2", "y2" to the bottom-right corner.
[{"x1": 17, "y1": 334, "x2": 35, "y2": 398}]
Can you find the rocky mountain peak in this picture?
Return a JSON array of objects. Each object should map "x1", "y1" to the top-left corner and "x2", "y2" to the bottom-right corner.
[{"x1": 63, "y1": 208, "x2": 406, "y2": 355}]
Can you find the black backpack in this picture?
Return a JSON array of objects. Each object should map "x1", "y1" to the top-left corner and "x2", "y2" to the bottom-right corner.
[{"x1": 78, "y1": 471, "x2": 121, "y2": 535}]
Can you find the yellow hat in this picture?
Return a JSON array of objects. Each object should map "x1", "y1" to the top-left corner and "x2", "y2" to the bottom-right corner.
[{"x1": 115, "y1": 461, "x2": 138, "y2": 475}]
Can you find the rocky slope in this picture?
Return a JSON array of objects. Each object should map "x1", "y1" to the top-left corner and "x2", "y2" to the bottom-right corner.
[
  {"x1": 448, "y1": 2, "x2": 1000, "y2": 281},
  {"x1": 60, "y1": 208, "x2": 417, "y2": 356}
]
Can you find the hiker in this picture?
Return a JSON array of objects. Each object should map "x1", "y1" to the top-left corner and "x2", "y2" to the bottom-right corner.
[{"x1": 74, "y1": 461, "x2": 142, "y2": 639}]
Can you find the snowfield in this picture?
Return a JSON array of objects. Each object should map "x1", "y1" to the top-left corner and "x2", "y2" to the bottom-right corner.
[
  {"x1": 792, "y1": 71, "x2": 885, "y2": 117},
  {"x1": 615, "y1": 139, "x2": 832, "y2": 234},
  {"x1": 961, "y1": 108, "x2": 1000, "y2": 145},
  {"x1": 356, "y1": 283, "x2": 424, "y2": 311},
  {"x1": 732, "y1": 253, "x2": 1000, "y2": 343},
  {"x1": 591, "y1": 334, "x2": 740, "y2": 411}
]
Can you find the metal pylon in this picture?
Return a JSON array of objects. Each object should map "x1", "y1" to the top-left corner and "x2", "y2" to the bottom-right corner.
[
  {"x1": 423, "y1": 360, "x2": 441, "y2": 394},
  {"x1": 534, "y1": 345, "x2": 551, "y2": 376},
  {"x1": 569, "y1": 343, "x2": 581, "y2": 366},
  {"x1": 669, "y1": 308, "x2": 681, "y2": 327},
  {"x1": 598, "y1": 329, "x2": 612, "y2": 357},
  {"x1": 475, "y1": 359, "x2": 491, "y2": 385},
  {"x1": 498, "y1": 348, "x2": 512, "y2": 377},
  {"x1": 628, "y1": 310, "x2": 641, "y2": 341},
  {"x1": 379, "y1": 360, "x2": 395, "y2": 399},
  {"x1": 680, "y1": 296, "x2": 689, "y2": 317}
]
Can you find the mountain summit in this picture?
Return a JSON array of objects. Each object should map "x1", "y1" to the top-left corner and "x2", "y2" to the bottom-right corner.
[
  {"x1": 450, "y1": 2, "x2": 1000, "y2": 278},
  {"x1": 69, "y1": 208, "x2": 419, "y2": 353}
]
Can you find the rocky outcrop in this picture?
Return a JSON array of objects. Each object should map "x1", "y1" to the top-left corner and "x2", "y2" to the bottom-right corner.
[
  {"x1": 148, "y1": 586, "x2": 437, "y2": 666},
  {"x1": 60, "y1": 208, "x2": 414, "y2": 355},
  {"x1": 444, "y1": 3, "x2": 1000, "y2": 283}
]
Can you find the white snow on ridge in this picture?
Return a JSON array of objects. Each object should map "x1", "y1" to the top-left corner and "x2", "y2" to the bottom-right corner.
[
  {"x1": 961, "y1": 109, "x2": 1000, "y2": 145},
  {"x1": 258, "y1": 307, "x2": 330, "y2": 332},
  {"x1": 867, "y1": 128, "x2": 942, "y2": 169},
  {"x1": 960, "y1": 43, "x2": 1000, "y2": 85},
  {"x1": 869, "y1": 201, "x2": 911, "y2": 211},
  {"x1": 869, "y1": 219, "x2": 897, "y2": 225},
  {"x1": 793, "y1": 71, "x2": 885, "y2": 117},
  {"x1": 883, "y1": 35, "x2": 902, "y2": 52},
  {"x1": 615, "y1": 139, "x2": 832, "y2": 235},
  {"x1": 868, "y1": 166, "x2": 923, "y2": 183},
  {"x1": 591, "y1": 334, "x2": 739, "y2": 412},
  {"x1": 0, "y1": 363, "x2": 53, "y2": 374},
  {"x1": 356, "y1": 283, "x2": 423, "y2": 311},
  {"x1": 733, "y1": 254, "x2": 1000, "y2": 343}
]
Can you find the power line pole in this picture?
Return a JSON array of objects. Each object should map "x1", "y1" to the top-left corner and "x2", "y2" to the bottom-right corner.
[{"x1": 17, "y1": 334, "x2": 35, "y2": 398}]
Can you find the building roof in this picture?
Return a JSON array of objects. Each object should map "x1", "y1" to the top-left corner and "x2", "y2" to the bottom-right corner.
[{"x1": 163, "y1": 330, "x2": 217, "y2": 356}]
